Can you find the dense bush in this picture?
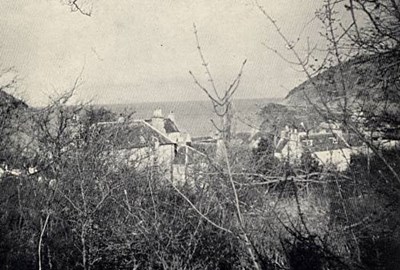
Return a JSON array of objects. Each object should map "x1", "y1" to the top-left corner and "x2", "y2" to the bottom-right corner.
[{"x1": 1, "y1": 101, "x2": 400, "y2": 270}]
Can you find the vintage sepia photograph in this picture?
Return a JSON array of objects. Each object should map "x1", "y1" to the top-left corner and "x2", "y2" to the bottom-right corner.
[{"x1": 1, "y1": 0, "x2": 400, "y2": 269}]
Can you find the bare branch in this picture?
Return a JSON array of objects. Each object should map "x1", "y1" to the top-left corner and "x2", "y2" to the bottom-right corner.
[
  {"x1": 222, "y1": 59, "x2": 247, "y2": 102},
  {"x1": 193, "y1": 23, "x2": 221, "y2": 100},
  {"x1": 69, "y1": 0, "x2": 92, "y2": 17},
  {"x1": 189, "y1": 71, "x2": 223, "y2": 106},
  {"x1": 167, "y1": 178, "x2": 233, "y2": 234}
]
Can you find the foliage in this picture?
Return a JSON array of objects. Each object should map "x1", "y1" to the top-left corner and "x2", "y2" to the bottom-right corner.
[
  {"x1": 330, "y1": 148, "x2": 400, "y2": 268},
  {"x1": 252, "y1": 134, "x2": 281, "y2": 175},
  {"x1": 2, "y1": 95, "x2": 400, "y2": 270}
]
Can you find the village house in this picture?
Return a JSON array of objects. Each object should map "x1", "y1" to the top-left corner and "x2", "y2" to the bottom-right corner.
[
  {"x1": 274, "y1": 123, "x2": 356, "y2": 171},
  {"x1": 94, "y1": 109, "x2": 199, "y2": 183},
  {"x1": 95, "y1": 119, "x2": 176, "y2": 177}
]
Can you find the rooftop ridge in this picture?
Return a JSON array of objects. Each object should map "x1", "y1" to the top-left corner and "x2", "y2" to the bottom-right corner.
[{"x1": 139, "y1": 120, "x2": 175, "y2": 145}]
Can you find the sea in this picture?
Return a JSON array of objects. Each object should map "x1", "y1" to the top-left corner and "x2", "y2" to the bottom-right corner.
[{"x1": 104, "y1": 98, "x2": 280, "y2": 137}]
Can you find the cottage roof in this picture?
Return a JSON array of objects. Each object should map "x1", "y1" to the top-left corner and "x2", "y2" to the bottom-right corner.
[
  {"x1": 275, "y1": 132, "x2": 351, "y2": 154},
  {"x1": 93, "y1": 120, "x2": 175, "y2": 150},
  {"x1": 318, "y1": 122, "x2": 341, "y2": 130},
  {"x1": 144, "y1": 118, "x2": 180, "y2": 134},
  {"x1": 301, "y1": 133, "x2": 349, "y2": 152}
]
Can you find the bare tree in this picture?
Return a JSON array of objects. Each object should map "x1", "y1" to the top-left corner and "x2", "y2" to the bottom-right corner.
[
  {"x1": 189, "y1": 23, "x2": 247, "y2": 142},
  {"x1": 254, "y1": 0, "x2": 400, "y2": 267}
]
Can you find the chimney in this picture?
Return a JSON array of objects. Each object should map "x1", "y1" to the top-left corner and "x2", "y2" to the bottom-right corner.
[
  {"x1": 281, "y1": 130, "x2": 287, "y2": 139},
  {"x1": 151, "y1": 108, "x2": 165, "y2": 133},
  {"x1": 167, "y1": 111, "x2": 175, "y2": 123},
  {"x1": 153, "y1": 108, "x2": 163, "y2": 118},
  {"x1": 117, "y1": 113, "x2": 125, "y2": 123}
]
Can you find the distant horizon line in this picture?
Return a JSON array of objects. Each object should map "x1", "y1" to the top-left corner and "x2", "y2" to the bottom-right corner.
[
  {"x1": 28, "y1": 96, "x2": 284, "y2": 109},
  {"x1": 96, "y1": 96, "x2": 284, "y2": 107}
]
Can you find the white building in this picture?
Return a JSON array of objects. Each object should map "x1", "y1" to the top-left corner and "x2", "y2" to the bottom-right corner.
[
  {"x1": 274, "y1": 124, "x2": 354, "y2": 171},
  {"x1": 95, "y1": 109, "x2": 197, "y2": 183}
]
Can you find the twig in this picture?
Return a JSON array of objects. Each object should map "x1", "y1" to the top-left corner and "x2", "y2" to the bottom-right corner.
[
  {"x1": 167, "y1": 178, "x2": 232, "y2": 234},
  {"x1": 193, "y1": 23, "x2": 221, "y2": 100},
  {"x1": 70, "y1": 0, "x2": 92, "y2": 17}
]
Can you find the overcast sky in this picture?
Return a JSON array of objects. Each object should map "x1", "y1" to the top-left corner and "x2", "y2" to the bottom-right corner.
[{"x1": 0, "y1": 0, "x2": 333, "y2": 106}]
